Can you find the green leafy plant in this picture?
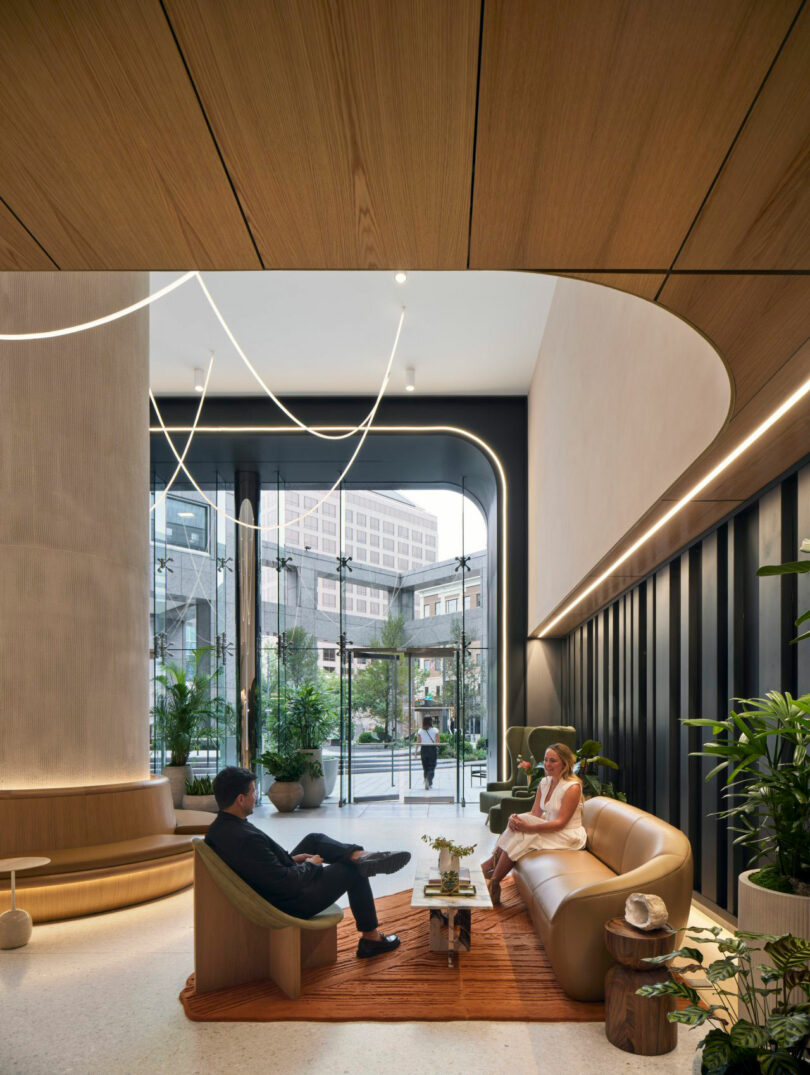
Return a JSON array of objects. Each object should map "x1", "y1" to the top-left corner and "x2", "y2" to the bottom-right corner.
[
  {"x1": 254, "y1": 748, "x2": 311, "y2": 782},
  {"x1": 184, "y1": 775, "x2": 214, "y2": 795},
  {"x1": 637, "y1": 926, "x2": 810, "y2": 1074},
  {"x1": 683, "y1": 691, "x2": 810, "y2": 894},
  {"x1": 357, "y1": 731, "x2": 376, "y2": 744},
  {"x1": 757, "y1": 537, "x2": 810, "y2": 645},
  {"x1": 284, "y1": 682, "x2": 337, "y2": 750},
  {"x1": 421, "y1": 834, "x2": 477, "y2": 858},
  {"x1": 528, "y1": 739, "x2": 625, "y2": 800},
  {"x1": 151, "y1": 647, "x2": 229, "y2": 766}
]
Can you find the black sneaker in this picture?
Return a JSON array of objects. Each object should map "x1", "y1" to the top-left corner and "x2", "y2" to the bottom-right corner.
[
  {"x1": 355, "y1": 851, "x2": 411, "y2": 878},
  {"x1": 356, "y1": 933, "x2": 401, "y2": 959}
]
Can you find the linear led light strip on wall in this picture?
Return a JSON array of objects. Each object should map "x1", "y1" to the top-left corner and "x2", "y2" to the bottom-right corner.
[{"x1": 534, "y1": 373, "x2": 810, "y2": 638}]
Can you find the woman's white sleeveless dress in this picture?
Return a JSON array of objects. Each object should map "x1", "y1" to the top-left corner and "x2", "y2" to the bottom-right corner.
[{"x1": 495, "y1": 777, "x2": 586, "y2": 860}]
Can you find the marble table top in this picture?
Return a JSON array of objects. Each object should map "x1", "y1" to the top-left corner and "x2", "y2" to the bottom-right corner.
[{"x1": 410, "y1": 855, "x2": 493, "y2": 910}]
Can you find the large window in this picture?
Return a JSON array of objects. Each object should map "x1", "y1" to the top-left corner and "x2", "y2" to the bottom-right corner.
[{"x1": 165, "y1": 495, "x2": 209, "y2": 552}]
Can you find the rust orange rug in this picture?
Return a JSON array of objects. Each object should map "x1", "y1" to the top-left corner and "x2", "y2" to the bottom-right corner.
[{"x1": 179, "y1": 879, "x2": 604, "y2": 1022}]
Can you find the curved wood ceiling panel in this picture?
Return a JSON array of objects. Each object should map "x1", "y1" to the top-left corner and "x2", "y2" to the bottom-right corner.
[
  {"x1": 0, "y1": 0, "x2": 259, "y2": 269},
  {"x1": 675, "y1": 6, "x2": 810, "y2": 270},
  {"x1": 164, "y1": 0, "x2": 479, "y2": 269},
  {"x1": 469, "y1": 0, "x2": 800, "y2": 269},
  {"x1": 657, "y1": 273, "x2": 810, "y2": 414}
]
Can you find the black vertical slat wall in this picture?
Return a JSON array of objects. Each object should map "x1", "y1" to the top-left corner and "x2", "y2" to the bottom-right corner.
[{"x1": 561, "y1": 457, "x2": 810, "y2": 915}]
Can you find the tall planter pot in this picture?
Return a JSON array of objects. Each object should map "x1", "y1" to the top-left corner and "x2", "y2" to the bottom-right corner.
[
  {"x1": 738, "y1": 870, "x2": 810, "y2": 1002},
  {"x1": 299, "y1": 748, "x2": 326, "y2": 808},
  {"x1": 322, "y1": 753, "x2": 339, "y2": 799},
  {"x1": 162, "y1": 764, "x2": 192, "y2": 808}
]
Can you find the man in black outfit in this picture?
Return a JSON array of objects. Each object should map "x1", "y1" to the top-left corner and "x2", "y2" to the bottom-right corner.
[{"x1": 205, "y1": 766, "x2": 410, "y2": 959}]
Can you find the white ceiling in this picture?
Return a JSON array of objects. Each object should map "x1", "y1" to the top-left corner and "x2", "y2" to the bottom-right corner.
[{"x1": 148, "y1": 271, "x2": 557, "y2": 396}]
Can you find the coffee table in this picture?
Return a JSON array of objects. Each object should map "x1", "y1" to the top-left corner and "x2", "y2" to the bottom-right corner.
[{"x1": 411, "y1": 856, "x2": 492, "y2": 966}]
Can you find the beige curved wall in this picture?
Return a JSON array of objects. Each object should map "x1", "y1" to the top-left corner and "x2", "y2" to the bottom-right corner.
[
  {"x1": 0, "y1": 273, "x2": 150, "y2": 788},
  {"x1": 528, "y1": 276, "x2": 731, "y2": 633}
]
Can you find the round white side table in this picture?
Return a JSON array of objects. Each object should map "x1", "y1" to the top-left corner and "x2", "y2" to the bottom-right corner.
[{"x1": 0, "y1": 857, "x2": 51, "y2": 949}]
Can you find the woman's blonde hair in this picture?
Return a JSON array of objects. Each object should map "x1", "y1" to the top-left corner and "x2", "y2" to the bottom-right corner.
[{"x1": 546, "y1": 742, "x2": 580, "y2": 783}]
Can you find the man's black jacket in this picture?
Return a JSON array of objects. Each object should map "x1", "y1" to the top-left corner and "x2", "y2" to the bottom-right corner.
[{"x1": 204, "y1": 812, "x2": 322, "y2": 905}]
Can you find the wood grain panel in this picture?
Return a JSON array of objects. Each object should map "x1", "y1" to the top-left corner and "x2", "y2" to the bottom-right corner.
[
  {"x1": 557, "y1": 274, "x2": 665, "y2": 302},
  {"x1": 166, "y1": 0, "x2": 479, "y2": 269},
  {"x1": 470, "y1": 0, "x2": 798, "y2": 269},
  {"x1": 657, "y1": 273, "x2": 810, "y2": 413},
  {"x1": 0, "y1": 200, "x2": 56, "y2": 269},
  {"x1": 676, "y1": 7, "x2": 810, "y2": 270},
  {"x1": 0, "y1": 0, "x2": 259, "y2": 269}
]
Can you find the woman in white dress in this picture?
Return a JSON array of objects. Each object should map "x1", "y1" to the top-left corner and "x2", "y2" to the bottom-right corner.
[{"x1": 480, "y1": 742, "x2": 586, "y2": 905}]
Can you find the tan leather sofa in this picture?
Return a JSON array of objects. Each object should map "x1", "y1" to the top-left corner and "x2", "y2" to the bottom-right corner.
[{"x1": 511, "y1": 796, "x2": 693, "y2": 1001}]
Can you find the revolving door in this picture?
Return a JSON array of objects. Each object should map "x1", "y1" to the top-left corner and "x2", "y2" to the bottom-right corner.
[{"x1": 340, "y1": 647, "x2": 471, "y2": 805}]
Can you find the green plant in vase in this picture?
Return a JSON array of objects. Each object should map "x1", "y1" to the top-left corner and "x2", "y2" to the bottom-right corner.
[
  {"x1": 527, "y1": 739, "x2": 625, "y2": 800},
  {"x1": 421, "y1": 834, "x2": 477, "y2": 894},
  {"x1": 683, "y1": 691, "x2": 810, "y2": 895}
]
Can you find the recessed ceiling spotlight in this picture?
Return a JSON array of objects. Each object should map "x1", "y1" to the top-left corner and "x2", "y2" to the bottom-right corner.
[
  {"x1": 394, "y1": 271, "x2": 407, "y2": 284},
  {"x1": 405, "y1": 367, "x2": 416, "y2": 393},
  {"x1": 193, "y1": 367, "x2": 204, "y2": 393},
  {"x1": 178, "y1": 511, "x2": 194, "y2": 518}
]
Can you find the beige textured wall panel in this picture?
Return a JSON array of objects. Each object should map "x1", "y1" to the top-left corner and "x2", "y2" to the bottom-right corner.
[
  {"x1": 0, "y1": 273, "x2": 149, "y2": 788},
  {"x1": 527, "y1": 278, "x2": 730, "y2": 633}
]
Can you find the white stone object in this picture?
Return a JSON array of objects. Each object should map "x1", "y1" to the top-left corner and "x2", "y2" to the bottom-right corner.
[{"x1": 624, "y1": 892, "x2": 669, "y2": 930}]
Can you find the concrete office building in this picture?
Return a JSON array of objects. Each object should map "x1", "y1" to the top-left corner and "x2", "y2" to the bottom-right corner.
[{"x1": 1, "y1": 4, "x2": 809, "y2": 1072}]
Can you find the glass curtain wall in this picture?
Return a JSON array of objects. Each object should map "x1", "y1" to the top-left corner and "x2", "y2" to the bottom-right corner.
[
  {"x1": 149, "y1": 476, "x2": 236, "y2": 777},
  {"x1": 150, "y1": 476, "x2": 489, "y2": 802},
  {"x1": 257, "y1": 482, "x2": 489, "y2": 804}
]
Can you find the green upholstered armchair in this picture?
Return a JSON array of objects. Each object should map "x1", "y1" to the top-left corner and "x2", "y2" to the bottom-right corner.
[{"x1": 479, "y1": 724, "x2": 575, "y2": 821}]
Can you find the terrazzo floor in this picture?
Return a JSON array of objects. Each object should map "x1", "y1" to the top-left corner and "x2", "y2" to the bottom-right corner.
[{"x1": 1, "y1": 803, "x2": 712, "y2": 1074}]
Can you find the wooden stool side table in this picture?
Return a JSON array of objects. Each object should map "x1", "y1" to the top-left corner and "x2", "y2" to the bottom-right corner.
[
  {"x1": 0, "y1": 857, "x2": 51, "y2": 949},
  {"x1": 603, "y1": 916, "x2": 677, "y2": 1056}
]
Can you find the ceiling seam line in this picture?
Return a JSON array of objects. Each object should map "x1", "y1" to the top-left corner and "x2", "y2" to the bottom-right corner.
[
  {"x1": 466, "y1": 0, "x2": 486, "y2": 270},
  {"x1": 653, "y1": 0, "x2": 807, "y2": 303},
  {"x1": 530, "y1": 269, "x2": 810, "y2": 276},
  {"x1": 0, "y1": 195, "x2": 60, "y2": 268},
  {"x1": 158, "y1": 0, "x2": 266, "y2": 270}
]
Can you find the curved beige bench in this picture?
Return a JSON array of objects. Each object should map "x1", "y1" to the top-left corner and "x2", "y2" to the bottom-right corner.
[
  {"x1": 193, "y1": 838, "x2": 343, "y2": 998},
  {"x1": 513, "y1": 797, "x2": 693, "y2": 1001},
  {"x1": 0, "y1": 778, "x2": 200, "y2": 922}
]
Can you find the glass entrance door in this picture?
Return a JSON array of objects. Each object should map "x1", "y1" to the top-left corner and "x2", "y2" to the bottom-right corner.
[{"x1": 342, "y1": 646, "x2": 469, "y2": 804}]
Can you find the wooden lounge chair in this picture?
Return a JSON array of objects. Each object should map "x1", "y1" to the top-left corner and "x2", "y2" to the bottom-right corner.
[{"x1": 192, "y1": 838, "x2": 343, "y2": 999}]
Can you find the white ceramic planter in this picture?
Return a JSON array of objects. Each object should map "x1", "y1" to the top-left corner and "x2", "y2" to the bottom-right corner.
[
  {"x1": 162, "y1": 765, "x2": 192, "y2": 808},
  {"x1": 322, "y1": 753, "x2": 339, "y2": 798},
  {"x1": 298, "y1": 748, "x2": 326, "y2": 808},
  {"x1": 738, "y1": 869, "x2": 810, "y2": 1003}
]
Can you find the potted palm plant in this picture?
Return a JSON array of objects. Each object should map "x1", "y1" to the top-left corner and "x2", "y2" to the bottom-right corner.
[
  {"x1": 151, "y1": 647, "x2": 229, "y2": 807},
  {"x1": 283, "y1": 682, "x2": 338, "y2": 808},
  {"x1": 684, "y1": 539, "x2": 810, "y2": 965}
]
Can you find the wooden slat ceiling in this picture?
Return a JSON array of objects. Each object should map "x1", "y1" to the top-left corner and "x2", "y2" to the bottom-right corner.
[{"x1": 0, "y1": 0, "x2": 808, "y2": 633}]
